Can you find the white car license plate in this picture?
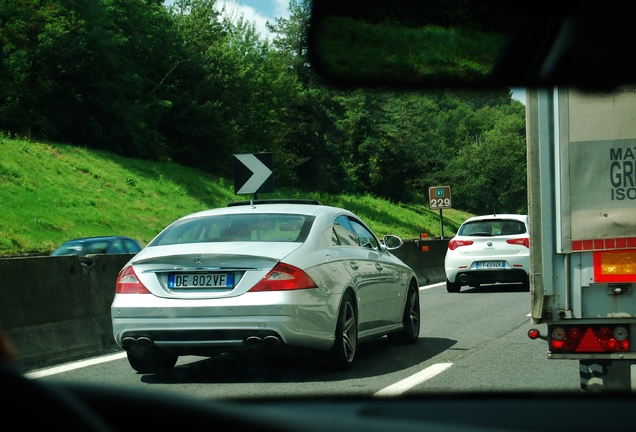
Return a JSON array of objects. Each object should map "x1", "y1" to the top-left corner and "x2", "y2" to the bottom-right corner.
[
  {"x1": 476, "y1": 261, "x2": 504, "y2": 269},
  {"x1": 168, "y1": 273, "x2": 234, "y2": 289}
]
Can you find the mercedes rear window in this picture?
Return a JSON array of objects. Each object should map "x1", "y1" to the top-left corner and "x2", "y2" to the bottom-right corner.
[{"x1": 149, "y1": 214, "x2": 315, "y2": 246}]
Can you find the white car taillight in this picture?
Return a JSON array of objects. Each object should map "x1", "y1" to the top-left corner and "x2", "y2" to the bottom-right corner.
[
  {"x1": 506, "y1": 237, "x2": 529, "y2": 248},
  {"x1": 448, "y1": 239, "x2": 474, "y2": 251}
]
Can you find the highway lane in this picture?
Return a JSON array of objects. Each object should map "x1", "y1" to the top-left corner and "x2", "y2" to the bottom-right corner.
[{"x1": 29, "y1": 282, "x2": 580, "y2": 398}]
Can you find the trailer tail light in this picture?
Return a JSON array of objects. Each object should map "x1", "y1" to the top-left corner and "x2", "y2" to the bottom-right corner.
[{"x1": 548, "y1": 325, "x2": 629, "y2": 353}]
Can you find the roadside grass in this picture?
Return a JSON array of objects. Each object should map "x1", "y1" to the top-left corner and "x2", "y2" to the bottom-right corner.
[{"x1": 0, "y1": 136, "x2": 471, "y2": 256}]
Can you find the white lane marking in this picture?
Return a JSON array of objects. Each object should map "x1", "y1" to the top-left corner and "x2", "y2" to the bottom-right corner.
[
  {"x1": 25, "y1": 351, "x2": 127, "y2": 379},
  {"x1": 420, "y1": 282, "x2": 444, "y2": 290},
  {"x1": 374, "y1": 362, "x2": 453, "y2": 397}
]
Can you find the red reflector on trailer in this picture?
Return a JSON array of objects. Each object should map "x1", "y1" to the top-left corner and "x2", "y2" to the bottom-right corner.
[
  {"x1": 593, "y1": 250, "x2": 636, "y2": 283},
  {"x1": 575, "y1": 328, "x2": 605, "y2": 353}
]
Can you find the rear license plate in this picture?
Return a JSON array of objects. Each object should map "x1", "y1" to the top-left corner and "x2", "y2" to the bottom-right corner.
[
  {"x1": 475, "y1": 261, "x2": 504, "y2": 269},
  {"x1": 168, "y1": 273, "x2": 234, "y2": 289}
]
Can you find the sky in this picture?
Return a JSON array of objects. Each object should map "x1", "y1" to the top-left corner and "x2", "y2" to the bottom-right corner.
[
  {"x1": 511, "y1": 88, "x2": 526, "y2": 105},
  {"x1": 218, "y1": 0, "x2": 290, "y2": 38},
  {"x1": 164, "y1": 0, "x2": 290, "y2": 40}
]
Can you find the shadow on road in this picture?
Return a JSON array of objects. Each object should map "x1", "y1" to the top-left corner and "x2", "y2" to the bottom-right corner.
[
  {"x1": 140, "y1": 336, "x2": 456, "y2": 385},
  {"x1": 459, "y1": 283, "x2": 529, "y2": 294}
]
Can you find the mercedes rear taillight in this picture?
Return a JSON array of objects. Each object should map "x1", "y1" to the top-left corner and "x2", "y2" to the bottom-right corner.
[
  {"x1": 249, "y1": 263, "x2": 318, "y2": 292},
  {"x1": 116, "y1": 266, "x2": 151, "y2": 294}
]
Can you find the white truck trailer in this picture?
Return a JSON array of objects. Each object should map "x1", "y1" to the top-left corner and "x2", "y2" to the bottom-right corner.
[{"x1": 527, "y1": 87, "x2": 636, "y2": 391}]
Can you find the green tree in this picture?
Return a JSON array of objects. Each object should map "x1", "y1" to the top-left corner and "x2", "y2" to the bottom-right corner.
[
  {"x1": 445, "y1": 101, "x2": 527, "y2": 214},
  {"x1": 161, "y1": 0, "x2": 232, "y2": 170},
  {"x1": 0, "y1": 0, "x2": 182, "y2": 158},
  {"x1": 0, "y1": 0, "x2": 527, "y2": 214},
  {"x1": 166, "y1": 0, "x2": 303, "y2": 180},
  {"x1": 267, "y1": 0, "x2": 311, "y2": 84},
  {"x1": 267, "y1": 0, "x2": 344, "y2": 191}
]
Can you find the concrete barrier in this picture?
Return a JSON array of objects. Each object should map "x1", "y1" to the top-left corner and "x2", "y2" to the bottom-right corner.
[
  {"x1": 391, "y1": 238, "x2": 449, "y2": 286},
  {"x1": 0, "y1": 254, "x2": 133, "y2": 368},
  {"x1": 0, "y1": 240, "x2": 448, "y2": 368}
]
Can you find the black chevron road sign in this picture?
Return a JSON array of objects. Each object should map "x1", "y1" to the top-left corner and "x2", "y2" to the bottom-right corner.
[{"x1": 233, "y1": 152, "x2": 274, "y2": 195}]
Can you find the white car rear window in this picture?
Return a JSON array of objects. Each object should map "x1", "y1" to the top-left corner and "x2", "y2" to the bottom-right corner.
[{"x1": 458, "y1": 219, "x2": 526, "y2": 237}]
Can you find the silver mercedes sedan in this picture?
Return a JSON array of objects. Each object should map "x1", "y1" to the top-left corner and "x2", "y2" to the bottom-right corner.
[{"x1": 111, "y1": 199, "x2": 420, "y2": 373}]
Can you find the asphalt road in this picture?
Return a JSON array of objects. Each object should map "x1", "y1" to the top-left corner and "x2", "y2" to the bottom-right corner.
[{"x1": 29, "y1": 282, "x2": 581, "y2": 398}]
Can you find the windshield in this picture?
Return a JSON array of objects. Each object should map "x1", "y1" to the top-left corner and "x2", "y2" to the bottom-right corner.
[{"x1": 3, "y1": 0, "x2": 626, "y2": 420}]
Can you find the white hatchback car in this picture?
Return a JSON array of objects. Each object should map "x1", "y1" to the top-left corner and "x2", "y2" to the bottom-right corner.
[
  {"x1": 444, "y1": 214, "x2": 530, "y2": 293},
  {"x1": 111, "y1": 200, "x2": 420, "y2": 373}
]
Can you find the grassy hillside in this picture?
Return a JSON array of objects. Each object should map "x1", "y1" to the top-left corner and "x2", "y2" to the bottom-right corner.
[{"x1": 0, "y1": 136, "x2": 472, "y2": 256}]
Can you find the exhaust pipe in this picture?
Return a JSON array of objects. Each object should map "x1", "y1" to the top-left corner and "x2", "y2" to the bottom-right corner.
[
  {"x1": 122, "y1": 337, "x2": 137, "y2": 349},
  {"x1": 122, "y1": 336, "x2": 155, "y2": 350},
  {"x1": 263, "y1": 335, "x2": 280, "y2": 346},
  {"x1": 459, "y1": 274, "x2": 469, "y2": 285},
  {"x1": 245, "y1": 336, "x2": 262, "y2": 346},
  {"x1": 136, "y1": 337, "x2": 153, "y2": 348}
]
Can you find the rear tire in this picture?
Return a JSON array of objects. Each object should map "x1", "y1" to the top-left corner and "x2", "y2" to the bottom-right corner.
[
  {"x1": 329, "y1": 292, "x2": 358, "y2": 370},
  {"x1": 446, "y1": 279, "x2": 461, "y2": 293},
  {"x1": 388, "y1": 282, "x2": 420, "y2": 344},
  {"x1": 127, "y1": 351, "x2": 177, "y2": 374}
]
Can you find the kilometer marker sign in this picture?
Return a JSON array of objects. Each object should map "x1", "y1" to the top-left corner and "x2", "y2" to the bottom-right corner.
[
  {"x1": 429, "y1": 186, "x2": 452, "y2": 209},
  {"x1": 233, "y1": 153, "x2": 274, "y2": 195},
  {"x1": 429, "y1": 186, "x2": 451, "y2": 239}
]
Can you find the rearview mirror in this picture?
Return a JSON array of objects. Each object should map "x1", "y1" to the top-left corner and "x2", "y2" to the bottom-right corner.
[{"x1": 309, "y1": 0, "x2": 636, "y2": 90}]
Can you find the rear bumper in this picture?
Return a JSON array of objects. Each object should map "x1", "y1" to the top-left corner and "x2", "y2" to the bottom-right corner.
[
  {"x1": 112, "y1": 315, "x2": 335, "y2": 354},
  {"x1": 119, "y1": 328, "x2": 287, "y2": 356},
  {"x1": 111, "y1": 291, "x2": 338, "y2": 355},
  {"x1": 450, "y1": 269, "x2": 529, "y2": 286}
]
